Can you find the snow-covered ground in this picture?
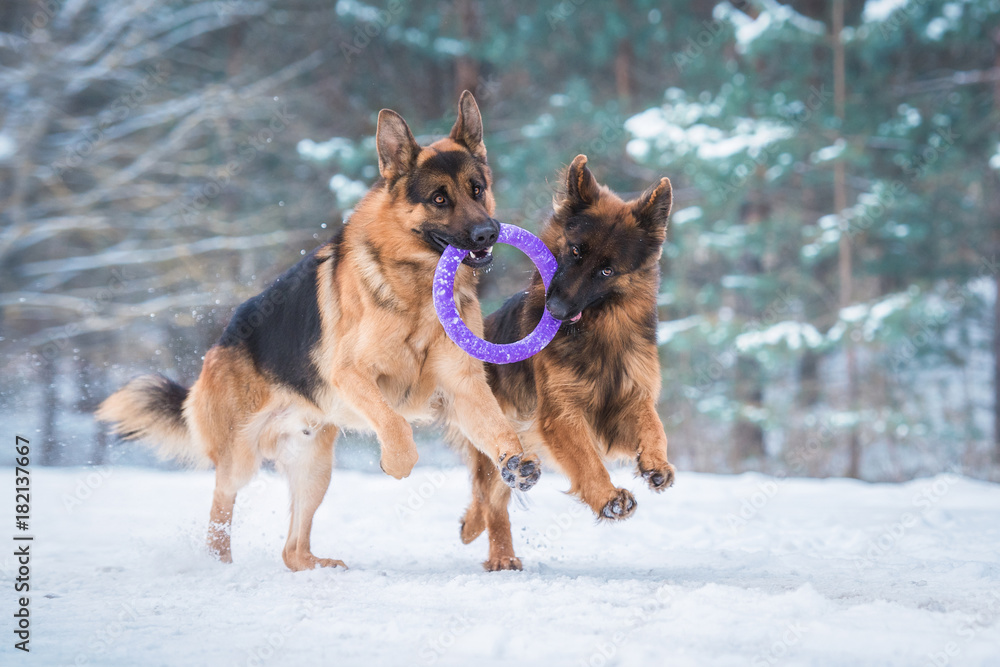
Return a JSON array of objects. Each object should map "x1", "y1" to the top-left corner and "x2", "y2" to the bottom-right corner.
[{"x1": 4, "y1": 464, "x2": 1000, "y2": 666}]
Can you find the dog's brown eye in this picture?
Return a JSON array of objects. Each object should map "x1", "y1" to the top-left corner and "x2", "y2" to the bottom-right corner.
[
  {"x1": 601, "y1": 267, "x2": 614, "y2": 277},
  {"x1": 472, "y1": 184, "x2": 482, "y2": 198},
  {"x1": 432, "y1": 193, "x2": 448, "y2": 206},
  {"x1": 571, "y1": 245, "x2": 580, "y2": 258}
]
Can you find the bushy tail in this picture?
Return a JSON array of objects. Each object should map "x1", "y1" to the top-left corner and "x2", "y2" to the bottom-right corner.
[{"x1": 96, "y1": 374, "x2": 209, "y2": 468}]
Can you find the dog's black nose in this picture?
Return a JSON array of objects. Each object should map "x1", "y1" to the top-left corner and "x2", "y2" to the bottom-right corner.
[
  {"x1": 545, "y1": 295, "x2": 574, "y2": 321},
  {"x1": 469, "y1": 220, "x2": 499, "y2": 248}
]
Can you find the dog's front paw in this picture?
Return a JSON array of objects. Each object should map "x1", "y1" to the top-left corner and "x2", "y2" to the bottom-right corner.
[
  {"x1": 380, "y1": 442, "x2": 419, "y2": 479},
  {"x1": 499, "y1": 453, "x2": 541, "y2": 491},
  {"x1": 640, "y1": 462, "x2": 676, "y2": 492},
  {"x1": 599, "y1": 488, "x2": 637, "y2": 521}
]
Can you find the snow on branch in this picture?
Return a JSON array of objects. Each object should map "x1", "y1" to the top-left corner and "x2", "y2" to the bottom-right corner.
[{"x1": 19, "y1": 229, "x2": 317, "y2": 277}]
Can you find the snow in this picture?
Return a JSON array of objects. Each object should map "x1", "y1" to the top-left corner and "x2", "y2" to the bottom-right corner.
[
  {"x1": 925, "y1": 17, "x2": 949, "y2": 40},
  {"x1": 657, "y1": 314, "x2": 703, "y2": 345},
  {"x1": 835, "y1": 292, "x2": 913, "y2": 341},
  {"x1": 521, "y1": 113, "x2": 556, "y2": 139},
  {"x1": 733, "y1": 11, "x2": 773, "y2": 46},
  {"x1": 328, "y1": 173, "x2": 368, "y2": 207},
  {"x1": 898, "y1": 103, "x2": 923, "y2": 128},
  {"x1": 666, "y1": 284, "x2": 965, "y2": 354},
  {"x1": 625, "y1": 102, "x2": 794, "y2": 163},
  {"x1": 862, "y1": 0, "x2": 910, "y2": 23},
  {"x1": 735, "y1": 320, "x2": 824, "y2": 352},
  {"x1": 0, "y1": 133, "x2": 15, "y2": 162},
  {"x1": 670, "y1": 205, "x2": 703, "y2": 226},
  {"x1": 432, "y1": 37, "x2": 467, "y2": 56},
  {"x1": 9, "y1": 466, "x2": 1000, "y2": 666},
  {"x1": 335, "y1": 0, "x2": 380, "y2": 22},
  {"x1": 297, "y1": 137, "x2": 356, "y2": 163},
  {"x1": 839, "y1": 303, "x2": 870, "y2": 323},
  {"x1": 811, "y1": 139, "x2": 846, "y2": 163},
  {"x1": 723, "y1": 0, "x2": 825, "y2": 47}
]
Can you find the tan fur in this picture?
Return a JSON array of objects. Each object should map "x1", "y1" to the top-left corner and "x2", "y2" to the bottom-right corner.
[
  {"x1": 98, "y1": 93, "x2": 539, "y2": 571},
  {"x1": 96, "y1": 375, "x2": 210, "y2": 468}
]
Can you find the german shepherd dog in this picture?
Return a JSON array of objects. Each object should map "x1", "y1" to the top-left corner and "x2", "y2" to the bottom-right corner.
[
  {"x1": 456, "y1": 155, "x2": 675, "y2": 569},
  {"x1": 97, "y1": 92, "x2": 542, "y2": 572}
]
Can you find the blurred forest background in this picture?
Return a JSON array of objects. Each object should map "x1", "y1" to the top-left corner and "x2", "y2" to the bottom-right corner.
[{"x1": 1, "y1": 0, "x2": 998, "y2": 481}]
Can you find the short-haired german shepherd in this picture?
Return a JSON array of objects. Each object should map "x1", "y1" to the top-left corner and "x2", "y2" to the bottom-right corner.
[
  {"x1": 455, "y1": 155, "x2": 675, "y2": 570},
  {"x1": 97, "y1": 92, "x2": 542, "y2": 571}
]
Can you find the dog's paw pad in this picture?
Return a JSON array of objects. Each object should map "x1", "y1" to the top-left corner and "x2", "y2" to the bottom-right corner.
[
  {"x1": 499, "y1": 454, "x2": 541, "y2": 491},
  {"x1": 641, "y1": 463, "x2": 676, "y2": 492},
  {"x1": 599, "y1": 488, "x2": 637, "y2": 521}
]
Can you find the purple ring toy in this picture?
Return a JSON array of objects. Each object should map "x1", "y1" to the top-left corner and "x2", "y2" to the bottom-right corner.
[{"x1": 434, "y1": 223, "x2": 560, "y2": 364}]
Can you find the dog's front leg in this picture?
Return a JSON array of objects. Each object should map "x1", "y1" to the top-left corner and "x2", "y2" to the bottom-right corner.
[
  {"x1": 437, "y1": 356, "x2": 541, "y2": 491},
  {"x1": 537, "y1": 403, "x2": 637, "y2": 520},
  {"x1": 627, "y1": 398, "x2": 676, "y2": 492},
  {"x1": 333, "y1": 368, "x2": 418, "y2": 479}
]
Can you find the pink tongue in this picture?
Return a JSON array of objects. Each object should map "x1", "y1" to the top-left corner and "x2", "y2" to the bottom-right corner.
[{"x1": 570, "y1": 313, "x2": 582, "y2": 322}]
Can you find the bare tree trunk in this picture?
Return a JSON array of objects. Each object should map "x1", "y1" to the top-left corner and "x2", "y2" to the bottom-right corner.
[
  {"x1": 992, "y1": 29, "x2": 1000, "y2": 465},
  {"x1": 799, "y1": 180, "x2": 824, "y2": 411},
  {"x1": 612, "y1": 0, "x2": 633, "y2": 109},
  {"x1": 615, "y1": 39, "x2": 632, "y2": 110},
  {"x1": 92, "y1": 425, "x2": 109, "y2": 466},
  {"x1": 732, "y1": 199, "x2": 767, "y2": 467},
  {"x1": 75, "y1": 352, "x2": 109, "y2": 465},
  {"x1": 995, "y1": 280, "x2": 1000, "y2": 463},
  {"x1": 40, "y1": 359, "x2": 59, "y2": 466},
  {"x1": 226, "y1": 23, "x2": 246, "y2": 79},
  {"x1": 832, "y1": 0, "x2": 860, "y2": 478},
  {"x1": 733, "y1": 357, "x2": 766, "y2": 465},
  {"x1": 799, "y1": 351, "x2": 821, "y2": 407},
  {"x1": 454, "y1": 0, "x2": 480, "y2": 96}
]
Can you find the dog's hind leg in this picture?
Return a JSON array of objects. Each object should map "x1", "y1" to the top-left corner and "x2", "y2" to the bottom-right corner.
[
  {"x1": 208, "y1": 440, "x2": 259, "y2": 563},
  {"x1": 458, "y1": 436, "x2": 486, "y2": 544},
  {"x1": 463, "y1": 444, "x2": 520, "y2": 571},
  {"x1": 279, "y1": 424, "x2": 346, "y2": 572}
]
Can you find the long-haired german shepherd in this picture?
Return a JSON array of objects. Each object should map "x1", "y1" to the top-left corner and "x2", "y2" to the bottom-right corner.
[
  {"x1": 455, "y1": 155, "x2": 675, "y2": 570},
  {"x1": 97, "y1": 92, "x2": 542, "y2": 571}
]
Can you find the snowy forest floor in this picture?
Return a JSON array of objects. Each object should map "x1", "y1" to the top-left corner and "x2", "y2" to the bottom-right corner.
[{"x1": 3, "y1": 465, "x2": 999, "y2": 666}]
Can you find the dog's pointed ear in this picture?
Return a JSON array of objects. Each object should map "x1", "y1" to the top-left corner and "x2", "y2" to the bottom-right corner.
[
  {"x1": 376, "y1": 109, "x2": 420, "y2": 181},
  {"x1": 633, "y1": 177, "x2": 672, "y2": 242},
  {"x1": 449, "y1": 90, "x2": 486, "y2": 159},
  {"x1": 565, "y1": 154, "x2": 600, "y2": 209}
]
